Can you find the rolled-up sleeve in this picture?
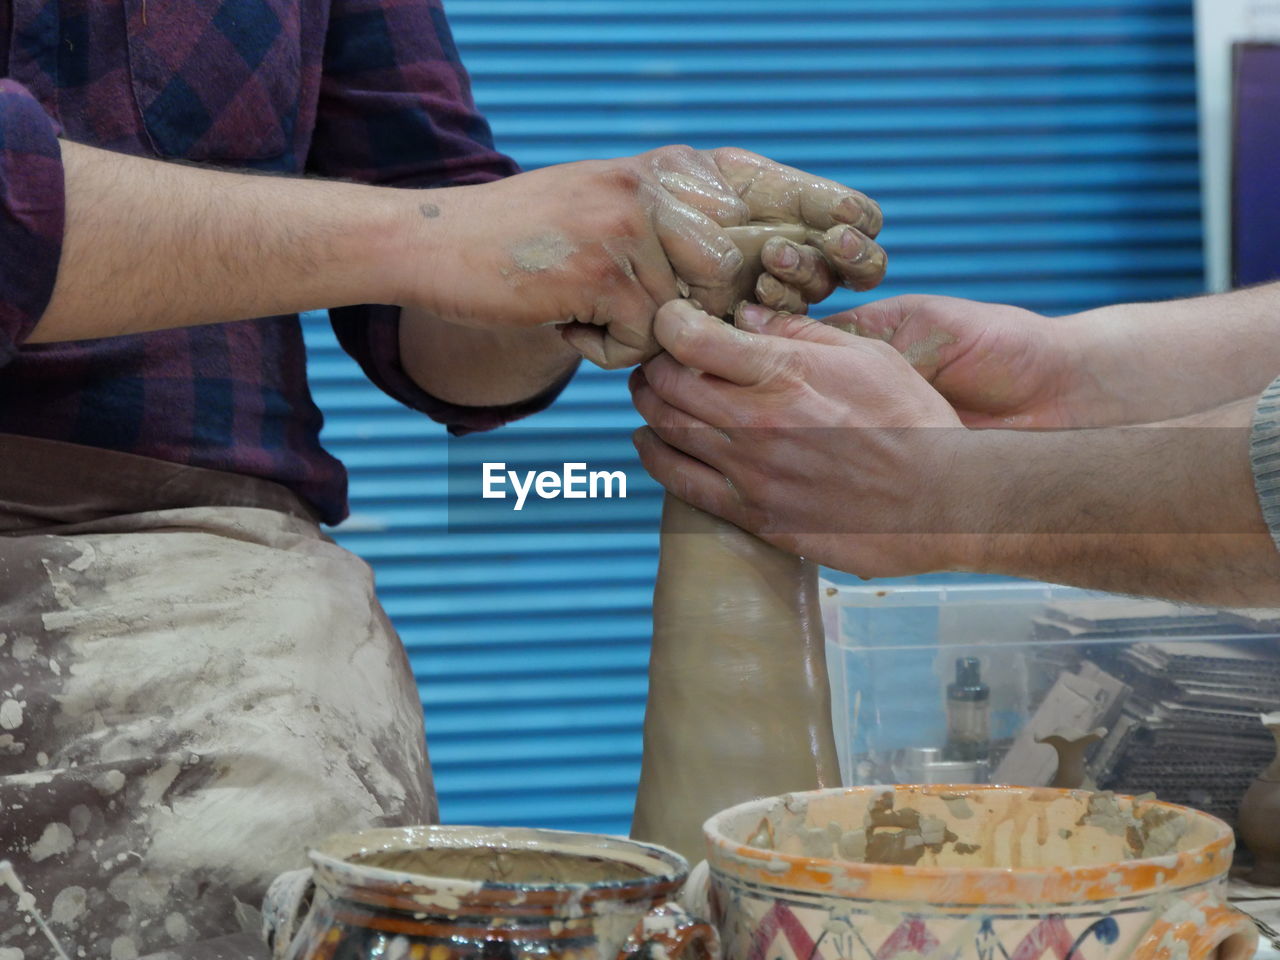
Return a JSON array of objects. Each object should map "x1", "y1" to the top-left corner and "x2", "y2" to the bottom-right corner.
[
  {"x1": 309, "y1": 0, "x2": 570, "y2": 433},
  {"x1": 1252, "y1": 375, "x2": 1280, "y2": 550},
  {"x1": 0, "y1": 80, "x2": 64, "y2": 366}
]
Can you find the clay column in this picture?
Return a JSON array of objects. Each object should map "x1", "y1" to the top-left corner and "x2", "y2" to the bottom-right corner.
[{"x1": 631, "y1": 496, "x2": 842, "y2": 862}]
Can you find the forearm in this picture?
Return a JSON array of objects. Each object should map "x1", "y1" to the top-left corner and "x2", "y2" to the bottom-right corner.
[
  {"x1": 1060, "y1": 283, "x2": 1280, "y2": 424},
  {"x1": 399, "y1": 308, "x2": 579, "y2": 406},
  {"x1": 951, "y1": 397, "x2": 1280, "y2": 604},
  {"x1": 30, "y1": 141, "x2": 412, "y2": 342}
]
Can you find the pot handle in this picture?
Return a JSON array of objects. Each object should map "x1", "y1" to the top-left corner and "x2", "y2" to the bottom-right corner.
[
  {"x1": 679, "y1": 860, "x2": 711, "y2": 918},
  {"x1": 619, "y1": 902, "x2": 720, "y2": 960},
  {"x1": 1134, "y1": 898, "x2": 1258, "y2": 960},
  {"x1": 1192, "y1": 903, "x2": 1260, "y2": 960},
  {"x1": 261, "y1": 867, "x2": 316, "y2": 960}
]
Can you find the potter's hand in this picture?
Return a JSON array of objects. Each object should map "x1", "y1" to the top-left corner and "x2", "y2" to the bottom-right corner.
[
  {"x1": 629, "y1": 300, "x2": 974, "y2": 578},
  {"x1": 407, "y1": 146, "x2": 883, "y2": 369},
  {"x1": 633, "y1": 300, "x2": 1280, "y2": 603},
  {"x1": 848, "y1": 287, "x2": 1280, "y2": 429},
  {"x1": 709, "y1": 148, "x2": 887, "y2": 311},
  {"x1": 839, "y1": 295, "x2": 1077, "y2": 428}
]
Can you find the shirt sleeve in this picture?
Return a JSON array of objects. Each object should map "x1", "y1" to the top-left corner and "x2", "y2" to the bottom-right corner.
[
  {"x1": 0, "y1": 80, "x2": 64, "y2": 367},
  {"x1": 309, "y1": 0, "x2": 570, "y2": 434},
  {"x1": 1252, "y1": 375, "x2": 1280, "y2": 551}
]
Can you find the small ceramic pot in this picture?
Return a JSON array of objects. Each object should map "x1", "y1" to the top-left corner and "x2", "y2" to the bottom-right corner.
[
  {"x1": 1240, "y1": 712, "x2": 1280, "y2": 884},
  {"x1": 264, "y1": 825, "x2": 719, "y2": 960},
  {"x1": 703, "y1": 785, "x2": 1257, "y2": 960}
]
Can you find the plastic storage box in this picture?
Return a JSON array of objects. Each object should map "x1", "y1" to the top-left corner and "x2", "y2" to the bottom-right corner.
[{"x1": 820, "y1": 578, "x2": 1280, "y2": 847}]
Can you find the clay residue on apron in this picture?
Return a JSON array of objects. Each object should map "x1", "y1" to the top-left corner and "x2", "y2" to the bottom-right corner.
[{"x1": 0, "y1": 435, "x2": 433, "y2": 958}]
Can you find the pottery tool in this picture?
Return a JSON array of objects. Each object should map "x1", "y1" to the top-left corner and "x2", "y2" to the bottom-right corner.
[{"x1": 0, "y1": 859, "x2": 72, "y2": 960}]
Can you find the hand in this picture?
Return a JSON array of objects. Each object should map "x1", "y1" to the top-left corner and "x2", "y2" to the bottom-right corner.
[
  {"x1": 401, "y1": 146, "x2": 885, "y2": 368},
  {"x1": 629, "y1": 300, "x2": 978, "y2": 578},
  {"x1": 711, "y1": 148, "x2": 888, "y2": 308},
  {"x1": 837, "y1": 294, "x2": 1081, "y2": 428}
]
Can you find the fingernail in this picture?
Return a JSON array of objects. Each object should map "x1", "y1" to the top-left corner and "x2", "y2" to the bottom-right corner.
[
  {"x1": 835, "y1": 195, "x2": 865, "y2": 225},
  {"x1": 840, "y1": 227, "x2": 864, "y2": 258},
  {"x1": 737, "y1": 303, "x2": 773, "y2": 331},
  {"x1": 775, "y1": 242, "x2": 800, "y2": 270}
]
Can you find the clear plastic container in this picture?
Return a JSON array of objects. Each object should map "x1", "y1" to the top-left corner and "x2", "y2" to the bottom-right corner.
[{"x1": 820, "y1": 578, "x2": 1280, "y2": 843}]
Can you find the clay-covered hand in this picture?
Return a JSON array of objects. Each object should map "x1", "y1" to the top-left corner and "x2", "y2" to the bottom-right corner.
[
  {"x1": 629, "y1": 300, "x2": 979, "y2": 578},
  {"x1": 709, "y1": 148, "x2": 887, "y2": 310},
  {"x1": 836, "y1": 295, "x2": 1079, "y2": 428},
  {"x1": 405, "y1": 146, "x2": 883, "y2": 369}
]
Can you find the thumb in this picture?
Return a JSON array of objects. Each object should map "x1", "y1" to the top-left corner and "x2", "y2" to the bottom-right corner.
[{"x1": 735, "y1": 302, "x2": 856, "y2": 348}]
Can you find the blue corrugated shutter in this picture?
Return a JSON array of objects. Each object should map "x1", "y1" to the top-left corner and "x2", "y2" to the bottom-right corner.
[{"x1": 301, "y1": 0, "x2": 1203, "y2": 835}]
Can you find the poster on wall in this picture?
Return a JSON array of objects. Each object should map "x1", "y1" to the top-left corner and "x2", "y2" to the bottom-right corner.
[
  {"x1": 1195, "y1": 0, "x2": 1280, "y2": 290},
  {"x1": 1187, "y1": 0, "x2": 1280, "y2": 289},
  {"x1": 1232, "y1": 42, "x2": 1280, "y2": 286}
]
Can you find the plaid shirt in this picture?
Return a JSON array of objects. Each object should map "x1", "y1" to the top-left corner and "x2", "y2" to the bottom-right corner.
[{"x1": 0, "y1": 0, "x2": 554, "y2": 524}]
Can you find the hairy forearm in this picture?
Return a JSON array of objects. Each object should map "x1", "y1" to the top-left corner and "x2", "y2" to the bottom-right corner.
[
  {"x1": 30, "y1": 141, "x2": 412, "y2": 342},
  {"x1": 399, "y1": 308, "x2": 579, "y2": 406},
  {"x1": 952, "y1": 397, "x2": 1280, "y2": 604},
  {"x1": 1060, "y1": 283, "x2": 1280, "y2": 425}
]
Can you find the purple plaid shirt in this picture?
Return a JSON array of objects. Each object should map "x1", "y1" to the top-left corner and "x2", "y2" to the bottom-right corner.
[{"x1": 0, "y1": 0, "x2": 557, "y2": 524}]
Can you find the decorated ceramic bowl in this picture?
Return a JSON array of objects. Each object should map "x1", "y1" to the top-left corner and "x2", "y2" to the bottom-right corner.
[
  {"x1": 702, "y1": 785, "x2": 1257, "y2": 960},
  {"x1": 265, "y1": 825, "x2": 718, "y2": 960}
]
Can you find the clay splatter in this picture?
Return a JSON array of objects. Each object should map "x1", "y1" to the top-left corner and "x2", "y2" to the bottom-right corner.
[
  {"x1": 902, "y1": 328, "x2": 959, "y2": 369},
  {"x1": 507, "y1": 233, "x2": 577, "y2": 275}
]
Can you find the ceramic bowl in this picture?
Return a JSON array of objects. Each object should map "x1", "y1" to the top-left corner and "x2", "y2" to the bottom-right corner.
[
  {"x1": 265, "y1": 825, "x2": 719, "y2": 960},
  {"x1": 702, "y1": 785, "x2": 1257, "y2": 960}
]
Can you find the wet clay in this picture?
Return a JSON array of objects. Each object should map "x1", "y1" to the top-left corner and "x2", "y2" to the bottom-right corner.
[
  {"x1": 728, "y1": 787, "x2": 1210, "y2": 870},
  {"x1": 631, "y1": 497, "x2": 841, "y2": 863},
  {"x1": 352, "y1": 847, "x2": 652, "y2": 885},
  {"x1": 722, "y1": 224, "x2": 816, "y2": 275},
  {"x1": 721, "y1": 224, "x2": 823, "y2": 316},
  {"x1": 1239, "y1": 712, "x2": 1280, "y2": 884}
]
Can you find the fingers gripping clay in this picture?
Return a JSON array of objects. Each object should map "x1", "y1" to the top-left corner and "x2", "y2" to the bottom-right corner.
[
  {"x1": 721, "y1": 223, "x2": 820, "y2": 315},
  {"x1": 722, "y1": 223, "x2": 814, "y2": 273},
  {"x1": 631, "y1": 496, "x2": 842, "y2": 862}
]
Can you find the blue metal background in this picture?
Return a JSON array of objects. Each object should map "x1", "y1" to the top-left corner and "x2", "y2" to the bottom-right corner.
[{"x1": 301, "y1": 0, "x2": 1204, "y2": 835}]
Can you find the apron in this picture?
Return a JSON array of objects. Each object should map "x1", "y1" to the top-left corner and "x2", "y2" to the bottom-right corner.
[{"x1": 0, "y1": 435, "x2": 434, "y2": 959}]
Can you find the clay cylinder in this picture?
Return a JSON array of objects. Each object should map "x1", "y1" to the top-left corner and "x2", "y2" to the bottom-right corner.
[{"x1": 631, "y1": 497, "x2": 842, "y2": 863}]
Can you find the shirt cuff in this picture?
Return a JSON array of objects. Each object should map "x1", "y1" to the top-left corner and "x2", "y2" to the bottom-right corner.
[
  {"x1": 1251, "y1": 374, "x2": 1280, "y2": 553},
  {"x1": 0, "y1": 80, "x2": 64, "y2": 364},
  {"x1": 328, "y1": 303, "x2": 576, "y2": 434}
]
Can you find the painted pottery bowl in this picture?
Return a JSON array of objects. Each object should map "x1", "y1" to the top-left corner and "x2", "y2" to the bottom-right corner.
[
  {"x1": 264, "y1": 825, "x2": 719, "y2": 960},
  {"x1": 703, "y1": 785, "x2": 1257, "y2": 960}
]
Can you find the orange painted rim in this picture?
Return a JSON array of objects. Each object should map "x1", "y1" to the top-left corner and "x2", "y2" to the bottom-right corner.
[{"x1": 703, "y1": 785, "x2": 1236, "y2": 907}]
